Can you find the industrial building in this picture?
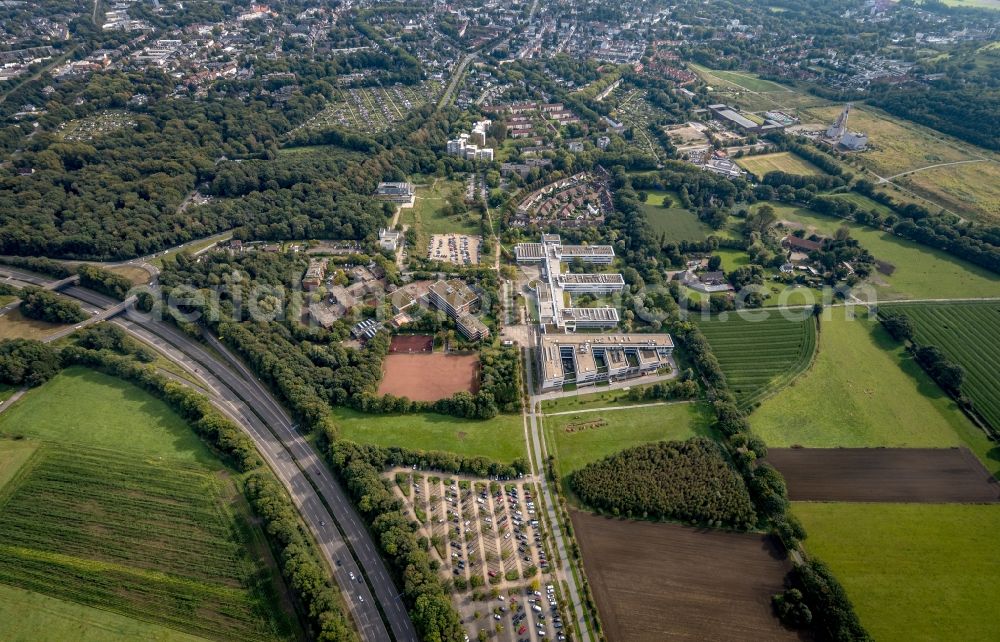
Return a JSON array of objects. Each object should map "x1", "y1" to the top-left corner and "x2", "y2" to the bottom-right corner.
[
  {"x1": 707, "y1": 104, "x2": 786, "y2": 134},
  {"x1": 537, "y1": 333, "x2": 674, "y2": 391},
  {"x1": 825, "y1": 104, "x2": 868, "y2": 151}
]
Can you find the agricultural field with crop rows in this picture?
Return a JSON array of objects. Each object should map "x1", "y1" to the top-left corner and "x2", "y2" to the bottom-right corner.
[
  {"x1": 0, "y1": 444, "x2": 292, "y2": 641},
  {"x1": 886, "y1": 301, "x2": 1000, "y2": 431},
  {"x1": 696, "y1": 311, "x2": 817, "y2": 408}
]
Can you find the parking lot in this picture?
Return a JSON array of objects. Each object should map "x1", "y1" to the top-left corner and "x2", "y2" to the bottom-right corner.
[
  {"x1": 428, "y1": 233, "x2": 481, "y2": 265},
  {"x1": 391, "y1": 471, "x2": 570, "y2": 641}
]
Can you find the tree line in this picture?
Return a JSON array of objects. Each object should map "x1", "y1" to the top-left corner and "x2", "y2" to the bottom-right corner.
[
  {"x1": 880, "y1": 310, "x2": 966, "y2": 399},
  {"x1": 77, "y1": 264, "x2": 134, "y2": 300},
  {"x1": 325, "y1": 439, "x2": 468, "y2": 642},
  {"x1": 853, "y1": 181, "x2": 1000, "y2": 274},
  {"x1": 0, "y1": 339, "x2": 61, "y2": 388}
]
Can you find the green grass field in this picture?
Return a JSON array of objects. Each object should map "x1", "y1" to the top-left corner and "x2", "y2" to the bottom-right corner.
[
  {"x1": 0, "y1": 383, "x2": 17, "y2": 402},
  {"x1": 884, "y1": 302, "x2": 1000, "y2": 431},
  {"x1": 752, "y1": 313, "x2": 997, "y2": 471},
  {"x1": 940, "y1": 0, "x2": 1000, "y2": 11},
  {"x1": 902, "y1": 160, "x2": 1000, "y2": 224},
  {"x1": 795, "y1": 503, "x2": 1000, "y2": 642},
  {"x1": 0, "y1": 440, "x2": 38, "y2": 493},
  {"x1": 332, "y1": 407, "x2": 527, "y2": 463},
  {"x1": 0, "y1": 369, "x2": 297, "y2": 641},
  {"x1": 0, "y1": 446, "x2": 289, "y2": 641},
  {"x1": 0, "y1": 583, "x2": 209, "y2": 642},
  {"x1": 697, "y1": 312, "x2": 817, "y2": 408},
  {"x1": 541, "y1": 384, "x2": 669, "y2": 414},
  {"x1": 760, "y1": 283, "x2": 825, "y2": 308},
  {"x1": 689, "y1": 65, "x2": 790, "y2": 93},
  {"x1": 715, "y1": 247, "x2": 750, "y2": 273},
  {"x1": 401, "y1": 178, "x2": 481, "y2": 252},
  {"x1": 711, "y1": 70, "x2": 788, "y2": 93},
  {"x1": 763, "y1": 202, "x2": 1000, "y2": 299},
  {"x1": 0, "y1": 308, "x2": 62, "y2": 341},
  {"x1": 736, "y1": 152, "x2": 823, "y2": 178},
  {"x1": 0, "y1": 367, "x2": 216, "y2": 466},
  {"x1": 640, "y1": 190, "x2": 712, "y2": 242},
  {"x1": 149, "y1": 230, "x2": 234, "y2": 269},
  {"x1": 544, "y1": 402, "x2": 714, "y2": 484}
]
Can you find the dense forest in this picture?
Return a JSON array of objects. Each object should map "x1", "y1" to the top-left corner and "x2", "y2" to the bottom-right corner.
[
  {"x1": 569, "y1": 438, "x2": 757, "y2": 529},
  {"x1": 0, "y1": 339, "x2": 62, "y2": 387},
  {"x1": 19, "y1": 286, "x2": 88, "y2": 323}
]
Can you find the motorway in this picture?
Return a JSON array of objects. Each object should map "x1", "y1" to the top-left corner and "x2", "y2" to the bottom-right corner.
[{"x1": 13, "y1": 276, "x2": 418, "y2": 642}]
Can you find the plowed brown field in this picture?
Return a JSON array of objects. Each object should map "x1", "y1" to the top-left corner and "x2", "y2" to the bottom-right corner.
[
  {"x1": 571, "y1": 511, "x2": 802, "y2": 642},
  {"x1": 765, "y1": 448, "x2": 1000, "y2": 503}
]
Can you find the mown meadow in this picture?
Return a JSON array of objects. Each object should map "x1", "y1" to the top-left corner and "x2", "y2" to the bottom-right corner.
[
  {"x1": 696, "y1": 311, "x2": 817, "y2": 409},
  {"x1": 0, "y1": 367, "x2": 297, "y2": 641}
]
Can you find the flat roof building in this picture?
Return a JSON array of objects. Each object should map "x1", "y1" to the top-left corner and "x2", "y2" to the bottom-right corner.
[
  {"x1": 457, "y1": 313, "x2": 490, "y2": 341},
  {"x1": 557, "y1": 273, "x2": 625, "y2": 293},
  {"x1": 513, "y1": 242, "x2": 615, "y2": 264},
  {"x1": 375, "y1": 182, "x2": 415, "y2": 204},
  {"x1": 515, "y1": 243, "x2": 545, "y2": 262},
  {"x1": 708, "y1": 103, "x2": 787, "y2": 135},
  {"x1": 426, "y1": 279, "x2": 489, "y2": 341},
  {"x1": 308, "y1": 302, "x2": 340, "y2": 329},
  {"x1": 301, "y1": 258, "x2": 326, "y2": 291},
  {"x1": 560, "y1": 306, "x2": 620, "y2": 328},
  {"x1": 537, "y1": 333, "x2": 674, "y2": 391},
  {"x1": 557, "y1": 244, "x2": 615, "y2": 264},
  {"x1": 427, "y1": 279, "x2": 478, "y2": 318},
  {"x1": 379, "y1": 228, "x2": 402, "y2": 252},
  {"x1": 518, "y1": 234, "x2": 622, "y2": 331}
]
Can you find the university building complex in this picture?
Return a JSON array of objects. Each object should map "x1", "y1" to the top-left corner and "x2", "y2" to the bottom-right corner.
[{"x1": 515, "y1": 234, "x2": 675, "y2": 391}]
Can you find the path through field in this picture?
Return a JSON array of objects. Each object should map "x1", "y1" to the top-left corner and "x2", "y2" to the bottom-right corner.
[
  {"x1": 0, "y1": 388, "x2": 26, "y2": 414},
  {"x1": 543, "y1": 400, "x2": 695, "y2": 417},
  {"x1": 883, "y1": 158, "x2": 990, "y2": 181}
]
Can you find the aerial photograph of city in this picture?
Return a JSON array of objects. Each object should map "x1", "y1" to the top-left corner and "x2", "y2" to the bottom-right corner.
[{"x1": 0, "y1": 0, "x2": 998, "y2": 641}]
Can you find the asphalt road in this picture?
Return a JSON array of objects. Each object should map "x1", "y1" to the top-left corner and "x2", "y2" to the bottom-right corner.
[
  {"x1": 520, "y1": 342, "x2": 593, "y2": 642},
  {"x1": 0, "y1": 266, "x2": 52, "y2": 287},
  {"x1": 56, "y1": 285, "x2": 417, "y2": 642}
]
